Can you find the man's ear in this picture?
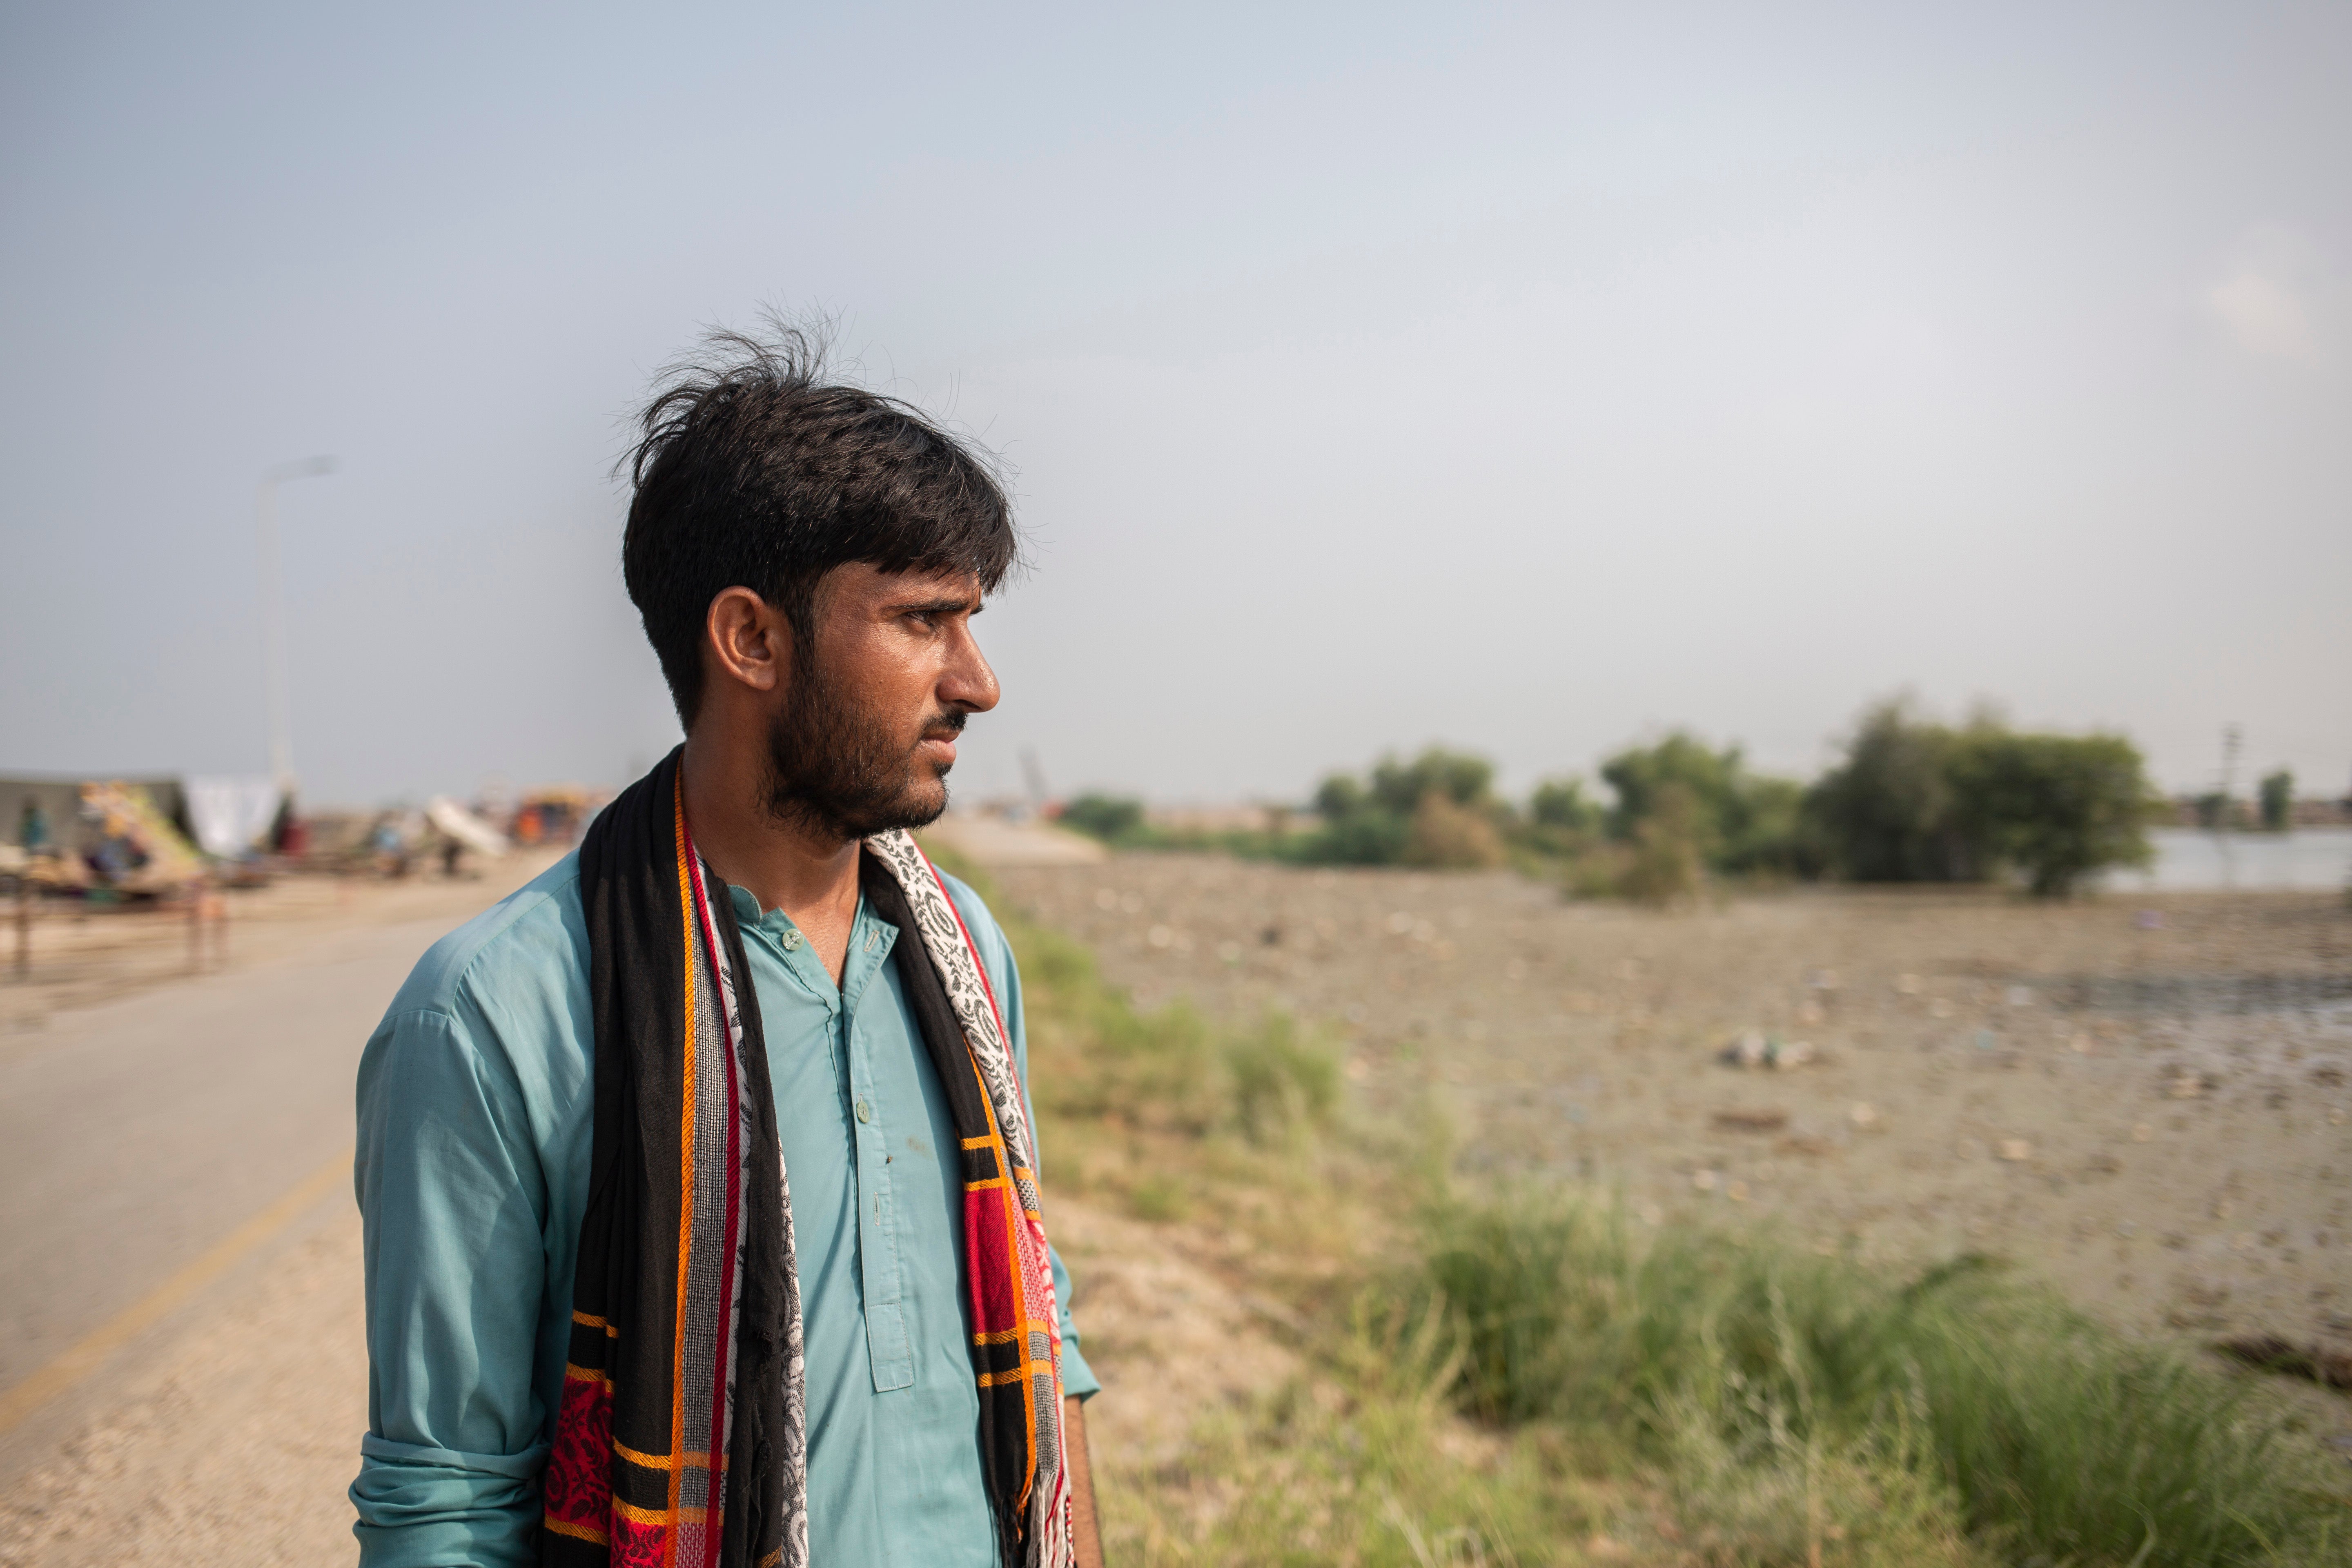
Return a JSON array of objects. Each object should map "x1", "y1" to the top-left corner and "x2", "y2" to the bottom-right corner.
[{"x1": 704, "y1": 587, "x2": 789, "y2": 695}]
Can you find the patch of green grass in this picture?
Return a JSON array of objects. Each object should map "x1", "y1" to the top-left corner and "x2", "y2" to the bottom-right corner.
[
  {"x1": 1410, "y1": 1191, "x2": 2352, "y2": 1568},
  {"x1": 1227, "y1": 1012, "x2": 1341, "y2": 1146}
]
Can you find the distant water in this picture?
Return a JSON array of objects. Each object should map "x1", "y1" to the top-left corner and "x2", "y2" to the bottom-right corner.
[{"x1": 2100, "y1": 827, "x2": 2352, "y2": 892}]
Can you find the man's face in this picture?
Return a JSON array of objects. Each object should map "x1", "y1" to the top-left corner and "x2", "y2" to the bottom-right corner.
[{"x1": 761, "y1": 564, "x2": 1000, "y2": 840}]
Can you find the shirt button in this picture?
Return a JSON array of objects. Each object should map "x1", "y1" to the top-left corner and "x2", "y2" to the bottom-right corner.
[
  {"x1": 855, "y1": 1097, "x2": 873, "y2": 1124},
  {"x1": 780, "y1": 930, "x2": 803, "y2": 951}
]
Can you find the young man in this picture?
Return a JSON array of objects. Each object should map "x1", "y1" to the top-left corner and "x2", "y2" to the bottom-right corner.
[{"x1": 352, "y1": 331, "x2": 1103, "y2": 1568}]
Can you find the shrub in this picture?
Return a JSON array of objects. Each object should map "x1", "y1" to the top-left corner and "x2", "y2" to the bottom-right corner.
[
  {"x1": 1060, "y1": 793, "x2": 1146, "y2": 844},
  {"x1": 1947, "y1": 730, "x2": 2154, "y2": 896},
  {"x1": 1404, "y1": 791, "x2": 1507, "y2": 870},
  {"x1": 1599, "y1": 733, "x2": 1811, "y2": 881},
  {"x1": 1809, "y1": 701, "x2": 2156, "y2": 896},
  {"x1": 1298, "y1": 748, "x2": 1503, "y2": 868},
  {"x1": 2261, "y1": 769, "x2": 2294, "y2": 832},
  {"x1": 1803, "y1": 700, "x2": 1973, "y2": 881}
]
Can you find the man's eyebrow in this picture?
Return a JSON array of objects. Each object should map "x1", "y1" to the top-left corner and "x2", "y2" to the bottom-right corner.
[{"x1": 886, "y1": 594, "x2": 982, "y2": 617}]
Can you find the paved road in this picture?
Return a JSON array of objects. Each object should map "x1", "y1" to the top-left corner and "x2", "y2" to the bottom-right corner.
[{"x1": 0, "y1": 889, "x2": 513, "y2": 1487}]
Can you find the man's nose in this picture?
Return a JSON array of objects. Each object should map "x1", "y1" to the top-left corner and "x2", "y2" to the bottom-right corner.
[{"x1": 942, "y1": 629, "x2": 1000, "y2": 714}]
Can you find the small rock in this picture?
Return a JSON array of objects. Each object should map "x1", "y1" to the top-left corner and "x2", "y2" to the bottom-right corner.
[
  {"x1": 1849, "y1": 1102, "x2": 1880, "y2": 1129},
  {"x1": 1997, "y1": 1138, "x2": 2033, "y2": 1163},
  {"x1": 1957, "y1": 1138, "x2": 1984, "y2": 1160},
  {"x1": 2006, "y1": 986, "x2": 2037, "y2": 1008},
  {"x1": 1692, "y1": 1169, "x2": 1719, "y2": 1192},
  {"x1": 2132, "y1": 1123, "x2": 2154, "y2": 1141},
  {"x1": 2136, "y1": 909, "x2": 2165, "y2": 929},
  {"x1": 1719, "y1": 1031, "x2": 1767, "y2": 1068},
  {"x1": 1726, "y1": 1180, "x2": 1751, "y2": 1203}
]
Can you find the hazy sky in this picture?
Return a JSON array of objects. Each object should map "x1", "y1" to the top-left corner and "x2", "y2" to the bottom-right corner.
[{"x1": 4, "y1": 2, "x2": 2346, "y2": 808}]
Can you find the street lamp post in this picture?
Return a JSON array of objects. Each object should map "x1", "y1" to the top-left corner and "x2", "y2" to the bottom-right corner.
[{"x1": 257, "y1": 456, "x2": 337, "y2": 791}]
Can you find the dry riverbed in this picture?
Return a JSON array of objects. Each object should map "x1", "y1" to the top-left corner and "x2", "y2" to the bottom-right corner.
[{"x1": 994, "y1": 856, "x2": 2352, "y2": 1356}]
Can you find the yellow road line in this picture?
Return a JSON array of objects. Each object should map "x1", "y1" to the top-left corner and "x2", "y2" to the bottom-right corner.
[{"x1": 0, "y1": 1145, "x2": 353, "y2": 1434}]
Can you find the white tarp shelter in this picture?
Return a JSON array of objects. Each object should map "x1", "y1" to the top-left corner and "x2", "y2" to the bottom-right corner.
[{"x1": 185, "y1": 776, "x2": 282, "y2": 859}]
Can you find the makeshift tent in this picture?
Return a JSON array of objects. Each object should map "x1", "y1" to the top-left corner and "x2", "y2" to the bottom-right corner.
[
  {"x1": 185, "y1": 775, "x2": 283, "y2": 859},
  {"x1": 426, "y1": 796, "x2": 510, "y2": 857},
  {"x1": 78, "y1": 780, "x2": 206, "y2": 891},
  {"x1": 2, "y1": 774, "x2": 188, "y2": 851}
]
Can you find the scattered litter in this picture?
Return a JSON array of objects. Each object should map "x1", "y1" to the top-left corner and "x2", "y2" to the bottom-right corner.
[
  {"x1": 1996, "y1": 1138, "x2": 2033, "y2": 1163},
  {"x1": 1720, "y1": 1031, "x2": 1814, "y2": 1070},
  {"x1": 1712, "y1": 1108, "x2": 1789, "y2": 1134}
]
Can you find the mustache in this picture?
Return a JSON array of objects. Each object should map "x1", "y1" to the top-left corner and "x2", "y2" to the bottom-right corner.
[{"x1": 921, "y1": 710, "x2": 969, "y2": 740}]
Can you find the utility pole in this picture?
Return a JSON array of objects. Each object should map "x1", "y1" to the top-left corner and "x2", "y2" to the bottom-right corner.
[{"x1": 256, "y1": 457, "x2": 337, "y2": 791}]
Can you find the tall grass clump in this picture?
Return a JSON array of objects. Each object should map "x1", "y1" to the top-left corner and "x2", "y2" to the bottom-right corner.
[
  {"x1": 1412, "y1": 1191, "x2": 2351, "y2": 1567},
  {"x1": 1227, "y1": 1011, "x2": 1341, "y2": 1145},
  {"x1": 1110, "y1": 1300, "x2": 1604, "y2": 1566}
]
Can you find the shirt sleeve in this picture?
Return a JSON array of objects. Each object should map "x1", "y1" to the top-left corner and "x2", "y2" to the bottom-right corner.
[
  {"x1": 942, "y1": 873, "x2": 1102, "y2": 1403},
  {"x1": 352, "y1": 1005, "x2": 552, "y2": 1568}
]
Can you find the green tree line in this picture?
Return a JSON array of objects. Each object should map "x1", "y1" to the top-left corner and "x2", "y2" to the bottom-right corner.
[{"x1": 1062, "y1": 698, "x2": 2163, "y2": 898}]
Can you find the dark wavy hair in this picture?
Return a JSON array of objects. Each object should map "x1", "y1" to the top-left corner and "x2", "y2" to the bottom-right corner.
[{"x1": 621, "y1": 321, "x2": 1019, "y2": 726}]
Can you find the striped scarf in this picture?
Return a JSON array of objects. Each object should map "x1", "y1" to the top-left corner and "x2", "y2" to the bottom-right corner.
[{"x1": 539, "y1": 749, "x2": 1071, "y2": 1568}]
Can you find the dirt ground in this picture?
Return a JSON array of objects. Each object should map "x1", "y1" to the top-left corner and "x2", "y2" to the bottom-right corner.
[{"x1": 993, "y1": 855, "x2": 2352, "y2": 1355}]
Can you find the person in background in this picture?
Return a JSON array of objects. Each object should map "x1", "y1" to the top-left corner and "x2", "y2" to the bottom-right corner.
[
  {"x1": 352, "y1": 326, "x2": 1103, "y2": 1568},
  {"x1": 18, "y1": 798, "x2": 49, "y2": 853}
]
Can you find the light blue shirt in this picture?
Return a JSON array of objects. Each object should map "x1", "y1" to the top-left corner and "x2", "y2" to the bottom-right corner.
[{"x1": 352, "y1": 852, "x2": 1097, "y2": 1567}]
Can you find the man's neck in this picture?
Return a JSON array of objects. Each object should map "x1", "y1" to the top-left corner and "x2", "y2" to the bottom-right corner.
[{"x1": 677, "y1": 735, "x2": 862, "y2": 980}]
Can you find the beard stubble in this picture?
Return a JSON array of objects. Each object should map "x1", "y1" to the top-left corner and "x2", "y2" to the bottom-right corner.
[{"x1": 760, "y1": 657, "x2": 962, "y2": 842}]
